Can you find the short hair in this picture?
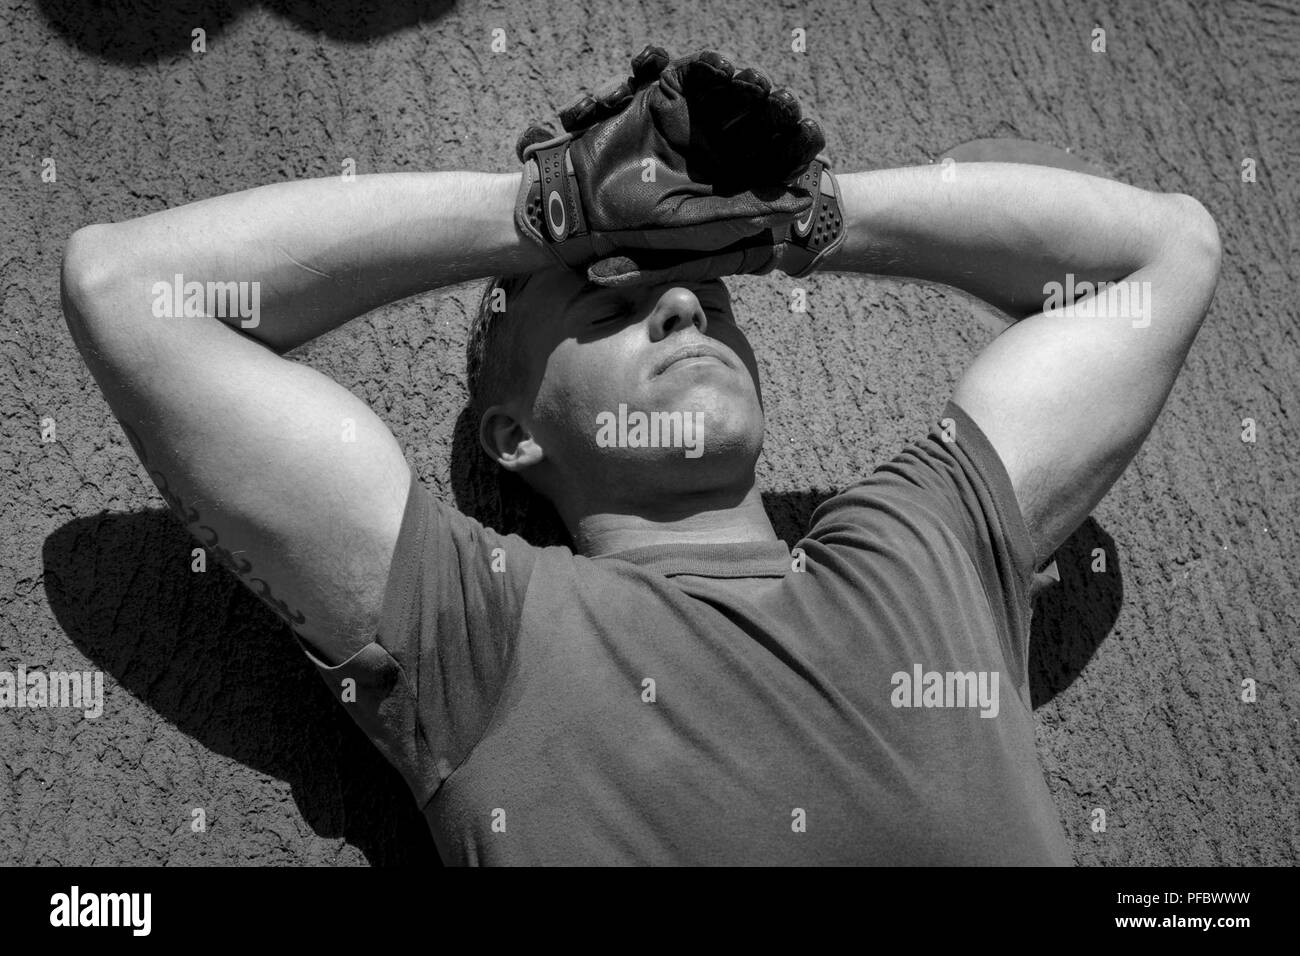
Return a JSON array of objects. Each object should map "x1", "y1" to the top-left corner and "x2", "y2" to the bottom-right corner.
[
  {"x1": 466, "y1": 273, "x2": 534, "y2": 425},
  {"x1": 463, "y1": 272, "x2": 571, "y2": 546}
]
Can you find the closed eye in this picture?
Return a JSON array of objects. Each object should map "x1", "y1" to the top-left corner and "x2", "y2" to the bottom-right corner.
[{"x1": 589, "y1": 282, "x2": 729, "y2": 326}]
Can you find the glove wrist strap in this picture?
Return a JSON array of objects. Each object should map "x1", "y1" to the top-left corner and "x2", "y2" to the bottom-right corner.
[
  {"x1": 518, "y1": 139, "x2": 597, "y2": 271},
  {"x1": 781, "y1": 159, "x2": 846, "y2": 278}
]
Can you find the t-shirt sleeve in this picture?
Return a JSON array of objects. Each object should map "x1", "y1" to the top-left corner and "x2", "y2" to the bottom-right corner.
[
  {"x1": 294, "y1": 469, "x2": 540, "y2": 809},
  {"x1": 798, "y1": 399, "x2": 1037, "y2": 692}
]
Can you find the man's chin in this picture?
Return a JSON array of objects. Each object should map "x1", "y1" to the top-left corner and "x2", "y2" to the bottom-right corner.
[{"x1": 591, "y1": 399, "x2": 760, "y2": 464}]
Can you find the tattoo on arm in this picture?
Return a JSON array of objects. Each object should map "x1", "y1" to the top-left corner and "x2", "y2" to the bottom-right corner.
[{"x1": 122, "y1": 422, "x2": 308, "y2": 629}]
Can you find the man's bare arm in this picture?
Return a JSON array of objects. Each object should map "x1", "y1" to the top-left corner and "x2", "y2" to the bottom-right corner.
[
  {"x1": 823, "y1": 163, "x2": 1191, "y2": 320},
  {"x1": 70, "y1": 171, "x2": 550, "y2": 354},
  {"x1": 62, "y1": 172, "x2": 549, "y2": 663},
  {"x1": 819, "y1": 163, "x2": 1221, "y2": 566}
]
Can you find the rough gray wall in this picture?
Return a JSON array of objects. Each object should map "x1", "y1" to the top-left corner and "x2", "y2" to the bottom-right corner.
[{"x1": 2, "y1": 0, "x2": 1296, "y2": 865}]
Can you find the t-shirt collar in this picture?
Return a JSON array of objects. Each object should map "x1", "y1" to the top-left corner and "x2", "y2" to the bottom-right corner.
[{"x1": 593, "y1": 540, "x2": 793, "y2": 578}]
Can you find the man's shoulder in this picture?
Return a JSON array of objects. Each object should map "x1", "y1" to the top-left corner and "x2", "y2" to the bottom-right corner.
[
  {"x1": 796, "y1": 403, "x2": 1035, "y2": 610},
  {"x1": 803, "y1": 404, "x2": 981, "y2": 533}
]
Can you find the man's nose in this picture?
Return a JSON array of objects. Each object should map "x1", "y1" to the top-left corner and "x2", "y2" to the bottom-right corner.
[{"x1": 646, "y1": 287, "x2": 707, "y2": 340}]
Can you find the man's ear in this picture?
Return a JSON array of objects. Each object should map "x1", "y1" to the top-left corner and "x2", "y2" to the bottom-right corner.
[{"x1": 479, "y1": 405, "x2": 545, "y2": 473}]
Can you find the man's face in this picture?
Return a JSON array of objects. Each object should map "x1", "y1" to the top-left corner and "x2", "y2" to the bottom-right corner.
[{"x1": 502, "y1": 269, "x2": 766, "y2": 509}]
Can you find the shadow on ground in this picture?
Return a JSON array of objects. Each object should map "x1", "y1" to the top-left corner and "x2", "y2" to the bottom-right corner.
[
  {"x1": 36, "y1": 0, "x2": 456, "y2": 63},
  {"x1": 1026, "y1": 519, "x2": 1122, "y2": 708},
  {"x1": 43, "y1": 511, "x2": 440, "y2": 867}
]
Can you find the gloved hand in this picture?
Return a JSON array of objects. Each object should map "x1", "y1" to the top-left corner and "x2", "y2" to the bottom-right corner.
[
  {"x1": 515, "y1": 45, "x2": 826, "y2": 282},
  {"x1": 586, "y1": 154, "x2": 846, "y2": 286}
]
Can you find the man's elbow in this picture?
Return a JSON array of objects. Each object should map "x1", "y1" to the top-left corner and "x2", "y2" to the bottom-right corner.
[
  {"x1": 61, "y1": 223, "x2": 123, "y2": 329},
  {"x1": 1164, "y1": 193, "x2": 1223, "y2": 284}
]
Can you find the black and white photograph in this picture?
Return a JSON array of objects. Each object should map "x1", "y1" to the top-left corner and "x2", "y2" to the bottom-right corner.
[{"x1": 1, "y1": 0, "x2": 1294, "y2": 924}]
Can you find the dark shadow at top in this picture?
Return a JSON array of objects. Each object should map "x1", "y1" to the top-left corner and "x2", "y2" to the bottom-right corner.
[{"x1": 37, "y1": 0, "x2": 456, "y2": 64}]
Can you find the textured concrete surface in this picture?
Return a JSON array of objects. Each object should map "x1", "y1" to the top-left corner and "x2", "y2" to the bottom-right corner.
[{"x1": 2, "y1": 0, "x2": 1297, "y2": 865}]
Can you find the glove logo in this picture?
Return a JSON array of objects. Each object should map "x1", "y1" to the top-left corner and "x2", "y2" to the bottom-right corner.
[
  {"x1": 794, "y1": 204, "x2": 815, "y2": 237},
  {"x1": 546, "y1": 189, "x2": 568, "y2": 240},
  {"x1": 792, "y1": 161, "x2": 825, "y2": 238}
]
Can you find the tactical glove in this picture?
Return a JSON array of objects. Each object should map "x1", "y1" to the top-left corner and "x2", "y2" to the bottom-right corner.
[{"x1": 515, "y1": 45, "x2": 826, "y2": 283}]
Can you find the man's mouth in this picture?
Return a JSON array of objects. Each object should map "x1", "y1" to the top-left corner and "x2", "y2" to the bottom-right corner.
[{"x1": 652, "y1": 343, "x2": 731, "y2": 376}]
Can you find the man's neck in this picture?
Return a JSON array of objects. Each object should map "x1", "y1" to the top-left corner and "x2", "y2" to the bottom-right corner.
[{"x1": 569, "y1": 484, "x2": 778, "y2": 557}]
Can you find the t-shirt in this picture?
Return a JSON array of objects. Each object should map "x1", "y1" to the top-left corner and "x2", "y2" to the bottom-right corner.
[{"x1": 296, "y1": 400, "x2": 1072, "y2": 865}]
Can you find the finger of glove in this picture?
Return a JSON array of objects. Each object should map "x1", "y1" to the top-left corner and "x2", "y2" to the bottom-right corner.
[
  {"x1": 516, "y1": 123, "x2": 557, "y2": 162},
  {"x1": 683, "y1": 50, "x2": 738, "y2": 88},
  {"x1": 772, "y1": 118, "x2": 826, "y2": 180},
  {"x1": 650, "y1": 49, "x2": 731, "y2": 138},
  {"x1": 662, "y1": 187, "x2": 813, "y2": 245},
  {"x1": 558, "y1": 77, "x2": 635, "y2": 133},
  {"x1": 708, "y1": 83, "x2": 806, "y2": 182},
  {"x1": 709, "y1": 73, "x2": 792, "y2": 174},
  {"x1": 714, "y1": 66, "x2": 774, "y2": 133},
  {"x1": 681, "y1": 54, "x2": 769, "y2": 170},
  {"x1": 588, "y1": 249, "x2": 748, "y2": 287},
  {"x1": 630, "y1": 44, "x2": 671, "y2": 87},
  {"x1": 680, "y1": 50, "x2": 739, "y2": 118},
  {"x1": 704, "y1": 71, "x2": 779, "y2": 168},
  {"x1": 732, "y1": 67, "x2": 773, "y2": 97},
  {"x1": 762, "y1": 87, "x2": 803, "y2": 133}
]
